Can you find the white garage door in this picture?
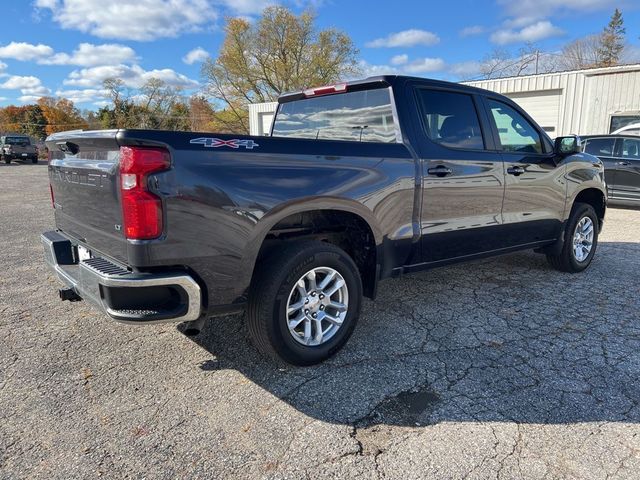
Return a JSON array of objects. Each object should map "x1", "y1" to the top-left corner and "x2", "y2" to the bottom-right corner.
[{"x1": 506, "y1": 89, "x2": 561, "y2": 135}]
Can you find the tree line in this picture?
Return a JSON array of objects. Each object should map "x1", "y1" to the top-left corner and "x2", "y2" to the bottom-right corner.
[{"x1": 0, "y1": 6, "x2": 636, "y2": 139}]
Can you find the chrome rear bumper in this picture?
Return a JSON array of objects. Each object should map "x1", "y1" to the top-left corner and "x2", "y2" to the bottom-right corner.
[{"x1": 41, "y1": 231, "x2": 202, "y2": 324}]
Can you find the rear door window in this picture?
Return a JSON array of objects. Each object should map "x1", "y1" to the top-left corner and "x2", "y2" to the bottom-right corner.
[
  {"x1": 621, "y1": 138, "x2": 640, "y2": 159},
  {"x1": 583, "y1": 138, "x2": 615, "y2": 156},
  {"x1": 272, "y1": 88, "x2": 397, "y2": 143},
  {"x1": 416, "y1": 89, "x2": 485, "y2": 150},
  {"x1": 487, "y1": 99, "x2": 543, "y2": 154}
]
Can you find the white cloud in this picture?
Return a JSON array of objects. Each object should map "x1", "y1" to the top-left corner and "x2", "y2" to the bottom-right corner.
[
  {"x1": 18, "y1": 95, "x2": 44, "y2": 103},
  {"x1": 0, "y1": 76, "x2": 43, "y2": 90},
  {"x1": 64, "y1": 64, "x2": 199, "y2": 89},
  {"x1": 0, "y1": 75, "x2": 51, "y2": 102},
  {"x1": 54, "y1": 88, "x2": 109, "y2": 104},
  {"x1": 366, "y1": 29, "x2": 440, "y2": 48},
  {"x1": 497, "y1": 0, "x2": 621, "y2": 20},
  {"x1": 35, "y1": 0, "x2": 218, "y2": 41},
  {"x1": 359, "y1": 56, "x2": 446, "y2": 78},
  {"x1": 216, "y1": 0, "x2": 272, "y2": 15},
  {"x1": 390, "y1": 54, "x2": 409, "y2": 66},
  {"x1": 43, "y1": 43, "x2": 137, "y2": 66},
  {"x1": 183, "y1": 47, "x2": 210, "y2": 65},
  {"x1": 0, "y1": 41, "x2": 136, "y2": 66},
  {"x1": 0, "y1": 42, "x2": 54, "y2": 61},
  {"x1": 460, "y1": 25, "x2": 485, "y2": 37},
  {"x1": 490, "y1": 21, "x2": 563, "y2": 45},
  {"x1": 448, "y1": 61, "x2": 482, "y2": 79},
  {"x1": 403, "y1": 58, "x2": 446, "y2": 74},
  {"x1": 356, "y1": 60, "x2": 398, "y2": 78}
]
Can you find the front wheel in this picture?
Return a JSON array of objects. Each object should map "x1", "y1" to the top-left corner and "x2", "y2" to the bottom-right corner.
[
  {"x1": 247, "y1": 241, "x2": 363, "y2": 365},
  {"x1": 547, "y1": 202, "x2": 599, "y2": 273},
  {"x1": 2, "y1": 156, "x2": 9, "y2": 164}
]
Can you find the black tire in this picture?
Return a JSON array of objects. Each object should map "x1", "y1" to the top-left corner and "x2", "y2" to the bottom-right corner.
[
  {"x1": 2, "y1": 156, "x2": 9, "y2": 164},
  {"x1": 32, "y1": 157, "x2": 38, "y2": 164},
  {"x1": 247, "y1": 241, "x2": 363, "y2": 366},
  {"x1": 546, "y1": 202, "x2": 599, "y2": 273}
]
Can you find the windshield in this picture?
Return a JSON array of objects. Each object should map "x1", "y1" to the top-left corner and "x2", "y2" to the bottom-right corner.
[
  {"x1": 272, "y1": 88, "x2": 398, "y2": 143},
  {"x1": 4, "y1": 137, "x2": 30, "y2": 145}
]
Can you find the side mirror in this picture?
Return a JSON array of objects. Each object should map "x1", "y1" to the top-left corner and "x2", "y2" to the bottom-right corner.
[{"x1": 554, "y1": 136, "x2": 581, "y2": 156}]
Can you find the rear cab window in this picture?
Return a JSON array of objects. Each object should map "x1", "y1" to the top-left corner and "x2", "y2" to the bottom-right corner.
[
  {"x1": 3, "y1": 136, "x2": 31, "y2": 145},
  {"x1": 416, "y1": 89, "x2": 485, "y2": 150},
  {"x1": 272, "y1": 88, "x2": 398, "y2": 143}
]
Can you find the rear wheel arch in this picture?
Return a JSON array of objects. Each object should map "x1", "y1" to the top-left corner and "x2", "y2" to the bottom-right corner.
[{"x1": 249, "y1": 207, "x2": 382, "y2": 299}]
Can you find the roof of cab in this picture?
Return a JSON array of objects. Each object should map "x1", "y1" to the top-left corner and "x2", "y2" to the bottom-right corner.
[{"x1": 278, "y1": 75, "x2": 493, "y2": 103}]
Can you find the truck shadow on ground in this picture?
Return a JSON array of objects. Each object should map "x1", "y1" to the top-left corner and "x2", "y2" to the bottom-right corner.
[{"x1": 185, "y1": 242, "x2": 640, "y2": 428}]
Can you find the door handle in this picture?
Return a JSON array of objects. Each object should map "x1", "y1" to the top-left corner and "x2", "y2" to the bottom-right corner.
[
  {"x1": 427, "y1": 165, "x2": 453, "y2": 177},
  {"x1": 507, "y1": 166, "x2": 525, "y2": 176},
  {"x1": 617, "y1": 161, "x2": 630, "y2": 166}
]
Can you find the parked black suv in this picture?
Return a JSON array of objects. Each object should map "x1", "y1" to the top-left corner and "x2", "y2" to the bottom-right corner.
[
  {"x1": 1, "y1": 135, "x2": 38, "y2": 164},
  {"x1": 581, "y1": 135, "x2": 640, "y2": 207},
  {"x1": 42, "y1": 75, "x2": 607, "y2": 365}
]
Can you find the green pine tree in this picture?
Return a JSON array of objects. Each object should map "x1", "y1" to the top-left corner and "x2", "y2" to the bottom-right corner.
[{"x1": 597, "y1": 8, "x2": 626, "y2": 67}]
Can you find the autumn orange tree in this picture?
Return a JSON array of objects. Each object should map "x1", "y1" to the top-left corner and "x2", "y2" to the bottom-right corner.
[
  {"x1": 37, "y1": 97, "x2": 88, "y2": 135},
  {"x1": 202, "y1": 6, "x2": 360, "y2": 133},
  {"x1": 0, "y1": 105, "x2": 47, "y2": 139}
]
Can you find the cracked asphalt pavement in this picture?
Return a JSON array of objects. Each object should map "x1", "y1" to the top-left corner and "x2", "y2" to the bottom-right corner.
[{"x1": 2, "y1": 163, "x2": 640, "y2": 479}]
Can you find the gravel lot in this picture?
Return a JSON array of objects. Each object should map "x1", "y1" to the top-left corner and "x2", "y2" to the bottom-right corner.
[{"x1": 2, "y1": 162, "x2": 640, "y2": 479}]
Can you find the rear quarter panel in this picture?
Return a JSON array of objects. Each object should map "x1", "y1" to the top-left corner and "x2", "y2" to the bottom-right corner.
[{"x1": 124, "y1": 131, "x2": 417, "y2": 309}]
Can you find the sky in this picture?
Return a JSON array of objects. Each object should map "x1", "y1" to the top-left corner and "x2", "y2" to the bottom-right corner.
[{"x1": 0, "y1": 0, "x2": 639, "y2": 109}]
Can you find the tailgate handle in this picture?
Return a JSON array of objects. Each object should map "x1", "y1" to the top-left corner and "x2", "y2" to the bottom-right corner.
[
  {"x1": 56, "y1": 141, "x2": 79, "y2": 155},
  {"x1": 427, "y1": 165, "x2": 453, "y2": 177}
]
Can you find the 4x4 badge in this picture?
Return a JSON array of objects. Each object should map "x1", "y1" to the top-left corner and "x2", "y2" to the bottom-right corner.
[{"x1": 190, "y1": 138, "x2": 259, "y2": 149}]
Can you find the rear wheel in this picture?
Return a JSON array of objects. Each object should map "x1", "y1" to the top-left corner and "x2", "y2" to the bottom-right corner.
[
  {"x1": 247, "y1": 241, "x2": 363, "y2": 365},
  {"x1": 547, "y1": 202, "x2": 598, "y2": 273},
  {"x1": 32, "y1": 157, "x2": 38, "y2": 164},
  {"x1": 2, "y1": 156, "x2": 9, "y2": 164}
]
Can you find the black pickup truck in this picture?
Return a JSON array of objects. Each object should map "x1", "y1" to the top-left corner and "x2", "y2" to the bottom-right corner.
[{"x1": 42, "y1": 75, "x2": 606, "y2": 365}]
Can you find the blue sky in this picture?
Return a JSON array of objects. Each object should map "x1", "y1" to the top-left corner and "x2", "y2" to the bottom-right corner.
[{"x1": 0, "y1": 0, "x2": 639, "y2": 109}]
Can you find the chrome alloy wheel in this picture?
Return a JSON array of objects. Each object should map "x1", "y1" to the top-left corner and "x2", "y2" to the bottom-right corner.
[
  {"x1": 573, "y1": 216, "x2": 594, "y2": 262},
  {"x1": 286, "y1": 267, "x2": 349, "y2": 346}
]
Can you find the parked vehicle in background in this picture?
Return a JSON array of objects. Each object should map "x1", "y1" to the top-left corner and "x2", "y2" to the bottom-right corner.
[
  {"x1": 581, "y1": 135, "x2": 640, "y2": 207},
  {"x1": 42, "y1": 75, "x2": 607, "y2": 365},
  {"x1": 612, "y1": 123, "x2": 640, "y2": 136},
  {"x1": 1, "y1": 135, "x2": 38, "y2": 164}
]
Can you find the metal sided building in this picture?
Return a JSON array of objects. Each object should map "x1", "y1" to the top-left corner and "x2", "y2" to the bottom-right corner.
[
  {"x1": 247, "y1": 64, "x2": 640, "y2": 137},
  {"x1": 464, "y1": 64, "x2": 640, "y2": 137}
]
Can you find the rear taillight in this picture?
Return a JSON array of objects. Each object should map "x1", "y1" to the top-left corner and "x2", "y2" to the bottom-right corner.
[
  {"x1": 49, "y1": 184, "x2": 55, "y2": 209},
  {"x1": 119, "y1": 146, "x2": 170, "y2": 240}
]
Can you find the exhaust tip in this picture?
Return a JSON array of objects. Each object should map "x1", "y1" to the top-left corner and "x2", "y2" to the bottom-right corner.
[{"x1": 181, "y1": 316, "x2": 206, "y2": 337}]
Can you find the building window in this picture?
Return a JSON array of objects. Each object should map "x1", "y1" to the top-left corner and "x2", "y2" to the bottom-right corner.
[{"x1": 610, "y1": 115, "x2": 640, "y2": 133}]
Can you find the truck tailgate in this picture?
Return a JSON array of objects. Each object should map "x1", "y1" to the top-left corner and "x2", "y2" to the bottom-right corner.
[{"x1": 47, "y1": 131, "x2": 127, "y2": 262}]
